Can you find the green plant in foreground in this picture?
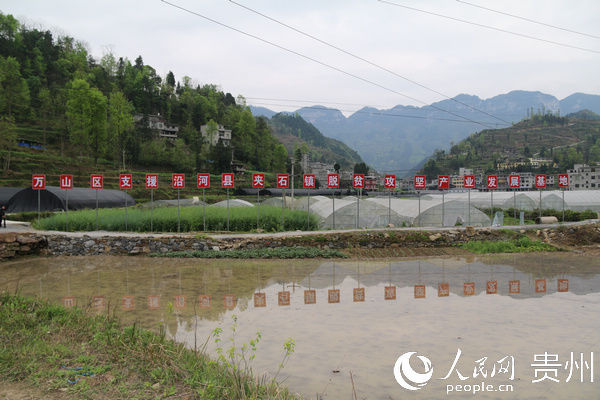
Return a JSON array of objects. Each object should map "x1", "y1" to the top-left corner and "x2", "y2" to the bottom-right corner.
[
  {"x1": 0, "y1": 292, "x2": 299, "y2": 399},
  {"x1": 34, "y1": 205, "x2": 319, "y2": 233},
  {"x1": 213, "y1": 315, "x2": 295, "y2": 399},
  {"x1": 151, "y1": 246, "x2": 349, "y2": 259},
  {"x1": 460, "y1": 236, "x2": 557, "y2": 254}
]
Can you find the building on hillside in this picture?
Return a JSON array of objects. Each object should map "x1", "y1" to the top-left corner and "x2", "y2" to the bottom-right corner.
[
  {"x1": 496, "y1": 159, "x2": 529, "y2": 170},
  {"x1": 568, "y1": 164, "x2": 600, "y2": 189},
  {"x1": 398, "y1": 178, "x2": 412, "y2": 190},
  {"x1": 365, "y1": 175, "x2": 378, "y2": 191},
  {"x1": 451, "y1": 175, "x2": 464, "y2": 189},
  {"x1": 200, "y1": 124, "x2": 232, "y2": 147},
  {"x1": 528, "y1": 158, "x2": 554, "y2": 168},
  {"x1": 309, "y1": 161, "x2": 336, "y2": 186},
  {"x1": 134, "y1": 114, "x2": 179, "y2": 138}
]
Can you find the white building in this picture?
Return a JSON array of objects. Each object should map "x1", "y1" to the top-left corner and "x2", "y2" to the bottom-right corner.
[
  {"x1": 568, "y1": 164, "x2": 600, "y2": 190},
  {"x1": 134, "y1": 114, "x2": 179, "y2": 138},
  {"x1": 200, "y1": 124, "x2": 232, "y2": 146}
]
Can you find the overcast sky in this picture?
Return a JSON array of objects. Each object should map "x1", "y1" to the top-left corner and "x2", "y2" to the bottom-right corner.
[{"x1": 4, "y1": 0, "x2": 599, "y2": 115}]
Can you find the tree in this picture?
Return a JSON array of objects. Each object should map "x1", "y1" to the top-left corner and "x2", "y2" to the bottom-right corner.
[
  {"x1": 166, "y1": 71, "x2": 175, "y2": 87},
  {"x1": 210, "y1": 139, "x2": 232, "y2": 173},
  {"x1": 334, "y1": 162, "x2": 340, "y2": 173},
  {"x1": 66, "y1": 78, "x2": 107, "y2": 165},
  {"x1": 272, "y1": 143, "x2": 288, "y2": 172},
  {"x1": 66, "y1": 79, "x2": 93, "y2": 151},
  {"x1": 353, "y1": 162, "x2": 369, "y2": 175},
  {"x1": 589, "y1": 144, "x2": 600, "y2": 163},
  {"x1": 38, "y1": 87, "x2": 52, "y2": 145},
  {"x1": 0, "y1": 116, "x2": 17, "y2": 172},
  {"x1": 88, "y1": 87, "x2": 107, "y2": 166},
  {"x1": 108, "y1": 90, "x2": 134, "y2": 168},
  {"x1": 423, "y1": 158, "x2": 440, "y2": 177},
  {"x1": 204, "y1": 119, "x2": 218, "y2": 147},
  {"x1": 0, "y1": 56, "x2": 30, "y2": 118}
]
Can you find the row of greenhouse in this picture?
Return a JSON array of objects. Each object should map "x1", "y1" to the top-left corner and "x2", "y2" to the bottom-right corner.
[{"x1": 2, "y1": 186, "x2": 600, "y2": 228}]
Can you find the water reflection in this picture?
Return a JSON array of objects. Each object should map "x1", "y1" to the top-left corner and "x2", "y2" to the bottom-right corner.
[
  {"x1": 1, "y1": 254, "x2": 599, "y2": 399},
  {"x1": 3, "y1": 255, "x2": 600, "y2": 325}
]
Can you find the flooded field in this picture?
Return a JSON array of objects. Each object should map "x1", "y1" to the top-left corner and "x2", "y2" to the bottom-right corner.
[{"x1": 1, "y1": 253, "x2": 599, "y2": 399}]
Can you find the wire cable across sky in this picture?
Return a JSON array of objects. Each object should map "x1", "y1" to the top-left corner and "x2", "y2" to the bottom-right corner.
[
  {"x1": 228, "y1": 0, "x2": 510, "y2": 125},
  {"x1": 248, "y1": 100, "x2": 507, "y2": 126},
  {"x1": 160, "y1": 0, "x2": 504, "y2": 129},
  {"x1": 455, "y1": 0, "x2": 600, "y2": 40},
  {"x1": 378, "y1": 0, "x2": 600, "y2": 55}
]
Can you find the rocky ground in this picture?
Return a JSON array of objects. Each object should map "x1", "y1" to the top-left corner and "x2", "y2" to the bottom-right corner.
[{"x1": 1, "y1": 220, "x2": 600, "y2": 260}]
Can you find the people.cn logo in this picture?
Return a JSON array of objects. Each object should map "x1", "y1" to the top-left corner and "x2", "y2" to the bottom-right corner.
[{"x1": 393, "y1": 352, "x2": 434, "y2": 391}]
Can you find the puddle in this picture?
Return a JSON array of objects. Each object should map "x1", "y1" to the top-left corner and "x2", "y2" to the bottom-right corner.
[{"x1": 1, "y1": 253, "x2": 599, "y2": 399}]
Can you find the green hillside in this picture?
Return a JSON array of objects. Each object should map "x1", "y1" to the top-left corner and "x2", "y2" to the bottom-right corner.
[
  {"x1": 420, "y1": 112, "x2": 600, "y2": 176},
  {"x1": 268, "y1": 113, "x2": 364, "y2": 169},
  {"x1": 0, "y1": 12, "x2": 292, "y2": 197}
]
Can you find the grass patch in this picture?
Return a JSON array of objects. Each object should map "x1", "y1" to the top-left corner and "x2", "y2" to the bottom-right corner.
[
  {"x1": 0, "y1": 292, "x2": 299, "y2": 400},
  {"x1": 151, "y1": 246, "x2": 348, "y2": 259},
  {"x1": 7, "y1": 211, "x2": 55, "y2": 222},
  {"x1": 34, "y1": 205, "x2": 319, "y2": 233},
  {"x1": 460, "y1": 236, "x2": 557, "y2": 254}
]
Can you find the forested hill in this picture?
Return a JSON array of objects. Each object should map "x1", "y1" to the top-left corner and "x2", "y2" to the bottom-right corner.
[
  {"x1": 268, "y1": 113, "x2": 364, "y2": 169},
  {"x1": 419, "y1": 111, "x2": 600, "y2": 176},
  {"x1": 0, "y1": 11, "x2": 289, "y2": 179}
]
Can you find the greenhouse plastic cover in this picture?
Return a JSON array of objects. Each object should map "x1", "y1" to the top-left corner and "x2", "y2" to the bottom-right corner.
[{"x1": 6, "y1": 186, "x2": 135, "y2": 213}]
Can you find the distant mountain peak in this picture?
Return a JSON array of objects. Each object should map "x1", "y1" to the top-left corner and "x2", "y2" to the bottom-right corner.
[{"x1": 249, "y1": 90, "x2": 600, "y2": 174}]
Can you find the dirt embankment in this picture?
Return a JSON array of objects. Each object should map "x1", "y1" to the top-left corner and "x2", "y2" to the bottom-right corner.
[
  {"x1": 2, "y1": 223, "x2": 600, "y2": 260},
  {"x1": 536, "y1": 223, "x2": 600, "y2": 254},
  {"x1": 211, "y1": 223, "x2": 600, "y2": 257}
]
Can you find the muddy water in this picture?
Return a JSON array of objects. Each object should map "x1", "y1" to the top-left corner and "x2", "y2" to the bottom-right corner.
[{"x1": 1, "y1": 253, "x2": 599, "y2": 399}]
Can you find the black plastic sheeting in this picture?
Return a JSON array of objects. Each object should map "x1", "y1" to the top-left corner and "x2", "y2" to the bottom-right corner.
[
  {"x1": 6, "y1": 186, "x2": 135, "y2": 213},
  {"x1": 0, "y1": 187, "x2": 22, "y2": 207}
]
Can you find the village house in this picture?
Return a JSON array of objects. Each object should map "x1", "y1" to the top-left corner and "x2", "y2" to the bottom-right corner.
[
  {"x1": 134, "y1": 114, "x2": 179, "y2": 138},
  {"x1": 200, "y1": 124, "x2": 232, "y2": 147}
]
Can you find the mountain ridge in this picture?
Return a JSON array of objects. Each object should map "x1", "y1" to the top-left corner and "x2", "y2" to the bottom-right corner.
[{"x1": 250, "y1": 91, "x2": 600, "y2": 175}]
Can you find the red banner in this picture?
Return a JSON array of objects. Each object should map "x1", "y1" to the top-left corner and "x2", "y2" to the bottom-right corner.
[
  {"x1": 252, "y1": 173, "x2": 265, "y2": 188},
  {"x1": 536, "y1": 174, "x2": 547, "y2": 188},
  {"x1": 197, "y1": 173, "x2": 210, "y2": 188},
  {"x1": 509, "y1": 174, "x2": 520, "y2": 189},
  {"x1": 327, "y1": 173, "x2": 339, "y2": 189},
  {"x1": 90, "y1": 174, "x2": 103, "y2": 189},
  {"x1": 558, "y1": 174, "x2": 569, "y2": 188},
  {"x1": 487, "y1": 175, "x2": 498, "y2": 189},
  {"x1": 222, "y1": 173, "x2": 234, "y2": 188},
  {"x1": 32, "y1": 174, "x2": 46, "y2": 189},
  {"x1": 353, "y1": 174, "x2": 365, "y2": 189},
  {"x1": 463, "y1": 175, "x2": 475, "y2": 189},
  {"x1": 303, "y1": 174, "x2": 316, "y2": 189},
  {"x1": 119, "y1": 174, "x2": 132, "y2": 190},
  {"x1": 60, "y1": 174, "x2": 73, "y2": 189},
  {"x1": 277, "y1": 174, "x2": 289, "y2": 188},
  {"x1": 414, "y1": 175, "x2": 426, "y2": 189},
  {"x1": 172, "y1": 173, "x2": 185, "y2": 189},
  {"x1": 384, "y1": 175, "x2": 396, "y2": 189},
  {"x1": 438, "y1": 175, "x2": 449, "y2": 190}
]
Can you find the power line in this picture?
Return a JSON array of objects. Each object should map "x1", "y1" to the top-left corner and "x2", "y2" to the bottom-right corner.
[
  {"x1": 456, "y1": 0, "x2": 600, "y2": 40},
  {"x1": 378, "y1": 0, "x2": 600, "y2": 55},
  {"x1": 159, "y1": 0, "x2": 499, "y2": 129},
  {"x1": 249, "y1": 100, "x2": 506, "y2": 126},
  {"x1": 228, "y1": 0, "x2": 510, "y2": 125},
  {"x1": 246, "y1": 96, "x2": 389, "y2": 109}
]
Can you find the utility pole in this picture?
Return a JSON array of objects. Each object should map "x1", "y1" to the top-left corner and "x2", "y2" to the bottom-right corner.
[{"x1": 291, "y1": 160, "x2": 295, "y2": 204}]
